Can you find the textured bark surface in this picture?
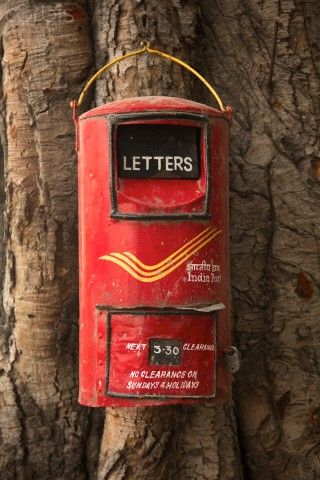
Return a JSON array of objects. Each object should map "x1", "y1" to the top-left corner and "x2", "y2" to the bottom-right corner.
[
  {"x1": 198, "y1": 1, "x2": 320, "y2": 479},
  {"x1": 0, "y1": 0, "x2": 319, "y2": 479},
  {"x1": 0, "y1": 2, "x2": 93, "y2": 479}
]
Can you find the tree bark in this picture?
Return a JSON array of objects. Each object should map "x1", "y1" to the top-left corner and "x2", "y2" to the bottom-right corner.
[
  {"x1": 198, "y1": 0, "x2": 320, "y2": 478},
  {"x1": 0, "y1": 2, "x2": 93, "y2": 479}
]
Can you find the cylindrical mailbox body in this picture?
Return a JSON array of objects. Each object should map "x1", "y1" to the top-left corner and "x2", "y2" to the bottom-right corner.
[{"x1": 78, "y1": 96, "x2": 232, "y2": 406}]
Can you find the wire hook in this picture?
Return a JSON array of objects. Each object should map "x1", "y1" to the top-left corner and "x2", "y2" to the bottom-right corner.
[{"x1": 73, "y1": 43, "x2": 227, "y2": 112}]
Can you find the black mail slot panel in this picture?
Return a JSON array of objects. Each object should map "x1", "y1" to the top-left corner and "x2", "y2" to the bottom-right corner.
[{"x1": 117, "y1": 123, "x2": 200, "y2": 179}]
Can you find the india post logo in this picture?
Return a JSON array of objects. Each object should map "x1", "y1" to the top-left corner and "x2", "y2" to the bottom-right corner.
[{"x1": 99, "y1": 227, "x2": 221, "y2": 283}]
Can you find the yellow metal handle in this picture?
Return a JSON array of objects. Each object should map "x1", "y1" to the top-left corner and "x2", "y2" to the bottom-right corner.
[{"x1": 75, "y1": 44, "x2": 226, "y2": 111}]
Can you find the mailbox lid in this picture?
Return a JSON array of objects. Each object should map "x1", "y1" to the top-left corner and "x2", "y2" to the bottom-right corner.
[{"x1": 79, "y1": 96, "x2": 231, "y2": 121}]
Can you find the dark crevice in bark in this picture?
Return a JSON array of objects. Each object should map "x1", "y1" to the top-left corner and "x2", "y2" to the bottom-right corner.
[
  {"x1": 8, "y1": 373, "x2": 32, "y2": 478},
  {"x1": 268, "y1": 19, "x2": 279, "y2": 93}
]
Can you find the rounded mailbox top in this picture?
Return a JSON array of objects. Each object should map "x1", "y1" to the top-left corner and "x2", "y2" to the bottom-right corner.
[{"x1": 79, "y1": 96, "x2": 232, "y2": 121}]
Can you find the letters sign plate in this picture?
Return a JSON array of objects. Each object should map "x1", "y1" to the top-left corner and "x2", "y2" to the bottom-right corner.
[
  {"x1": 107, "y1": 312, "x2": 216, "y2": 399},
  {"x1": 117, "y1": 124, "x2": 200, "y2": 179}
]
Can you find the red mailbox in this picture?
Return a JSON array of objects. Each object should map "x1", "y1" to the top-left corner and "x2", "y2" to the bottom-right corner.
[{"x1": 72, "y1": 46, "x2": 238, "y2": 407}]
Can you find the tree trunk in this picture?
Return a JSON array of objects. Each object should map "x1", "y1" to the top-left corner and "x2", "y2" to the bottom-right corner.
[
  {"x1": 0, "y1": 1, "x2": 319, "y2": 479},
  {"x1": 198, "y1": 1, "x2": 320, "y2": 479},
  {"x1": 91, "y1": 1, "x2": 243, "y2": 479},
  {"x1": 0, "y1": 2, "x2": 93, "y2": 479}
]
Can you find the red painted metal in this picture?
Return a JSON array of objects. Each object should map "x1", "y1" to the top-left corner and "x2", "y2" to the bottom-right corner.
[{"x1": 77, "y1": 96, "x2": 232, "y2": 406}]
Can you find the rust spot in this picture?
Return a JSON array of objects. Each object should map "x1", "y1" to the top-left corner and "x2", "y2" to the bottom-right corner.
[
  {"x1": 276, "y1": 391, "x2": 291, "y2": 418},
  {"x1": 295, "y1": 272, "x2": 314, "y2": 299},
  {"x1": 65, "y1": 6, "x2": 86, "y2": 22}
]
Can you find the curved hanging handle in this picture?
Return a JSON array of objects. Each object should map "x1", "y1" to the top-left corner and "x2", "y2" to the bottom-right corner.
[{"x1": 73, "y1": 43, "x2": 228, "y2": 112}]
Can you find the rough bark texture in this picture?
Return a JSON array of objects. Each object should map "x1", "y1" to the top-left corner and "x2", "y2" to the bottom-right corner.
[
  {"x1": 0, "y1": 2, "x2": 93, "y2": 479},
  {"x1": 0, "y1": 0, "x2": 319, "y2": 479},
  {"x1": 198, "y1": 1, "x2": 320, "y2": 479}
]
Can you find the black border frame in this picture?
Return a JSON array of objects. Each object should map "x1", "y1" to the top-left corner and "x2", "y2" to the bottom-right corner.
[
  {"x1": 108, "y1": 112, "x2": 211, "y2": 220},
  {"x1": 99, "y1": 306, "x2": 217, "y2": 400}
]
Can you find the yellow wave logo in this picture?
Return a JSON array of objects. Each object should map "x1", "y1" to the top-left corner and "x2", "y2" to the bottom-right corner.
[{"x1": 99, "y1": 227, "x2": 221, "y2": 283}]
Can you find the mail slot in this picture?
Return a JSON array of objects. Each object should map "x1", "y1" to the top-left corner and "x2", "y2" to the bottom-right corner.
[
  {"x1": 118, "y1": 123, "x2": 200, "y2": 179},
  {"x1": 72, "y1": 46, "x2": 238, "y2": 407}
]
